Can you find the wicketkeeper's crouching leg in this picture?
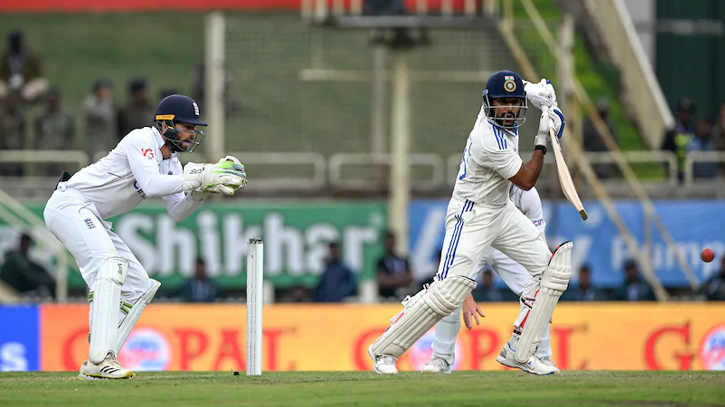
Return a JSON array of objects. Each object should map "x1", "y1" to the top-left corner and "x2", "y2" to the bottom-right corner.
[
  {"x1": 368, "y1": 275, "x2": 477, "y2": 375},
  {"x1": 496, "y1": 241, "x2": 572, "y2": 375},
  {"x1": 82, "y1": 259, "x2": 161, "y2": 380}
]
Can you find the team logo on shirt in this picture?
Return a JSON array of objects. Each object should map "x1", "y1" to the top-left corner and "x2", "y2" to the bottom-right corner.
[
  {"x1": 141, "y1": 148, "x2": 154, "y2": 159},
  {"x1": 84, "y1": 218, "x2": 96, "y2": 230},
  {"x1": 504, "y1": 75, "x2": 517, "y2": 92}
]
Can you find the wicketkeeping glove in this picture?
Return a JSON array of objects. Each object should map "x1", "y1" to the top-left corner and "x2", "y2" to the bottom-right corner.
[{"x1": 183, "y1": 160, "x2": 247, "y2": 196}]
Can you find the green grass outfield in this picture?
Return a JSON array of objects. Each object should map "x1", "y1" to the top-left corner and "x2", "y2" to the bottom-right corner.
[{"x1": 1, "y1": 371, "x2": 724, "y2": 407}]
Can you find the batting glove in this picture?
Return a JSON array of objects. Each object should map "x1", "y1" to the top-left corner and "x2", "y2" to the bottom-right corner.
[
  {"x1": 534, "y1": 106, "x2": 550, "y2": 148},
  {"x1": 524, "y1": 78, "x2": 558, "y2": 111},
  {"x1": 549, "y1": 107, "x2": 565, "y2": 139}
]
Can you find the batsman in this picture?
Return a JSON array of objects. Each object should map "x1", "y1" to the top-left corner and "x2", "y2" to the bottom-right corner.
[
  {"x1": 369, "y1": 71, "x2": 571, "y2": 375},
  {"x1": 43, "y1": 94, "x2": 247, "y2": 379}
]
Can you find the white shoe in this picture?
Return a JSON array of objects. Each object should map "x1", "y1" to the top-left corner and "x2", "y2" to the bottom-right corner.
[
  {"x1": 421, "y1": 357, "x2": 451, "y2": 374},
  {"x1": 538, "y1": 356, "x2": 561, "y2": 373},
  {"x1": 496, "y1": 344, "x2": 557, "y2": 375},
  {"x1": 78, "y1": 353, "x2": 135, "y2": 380},
  {"x1": 368, "y1": 345, "x2": 398, "y2": 375}
]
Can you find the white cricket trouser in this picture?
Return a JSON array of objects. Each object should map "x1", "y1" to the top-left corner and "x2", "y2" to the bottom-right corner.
[
  {"x1": 431, "y1": 247, "x2": 553, "y2": 365},
  {"x1": 432, "y1": 196, "x2": 552, "y2": 365},
  {"x1": 44, "y1": 187, "x2": 154, "y2": 324}
]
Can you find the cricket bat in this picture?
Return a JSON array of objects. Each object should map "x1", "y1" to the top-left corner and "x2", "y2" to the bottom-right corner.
[{"x1": 549, "y1": 127, "x2": 588, "y2": 221}]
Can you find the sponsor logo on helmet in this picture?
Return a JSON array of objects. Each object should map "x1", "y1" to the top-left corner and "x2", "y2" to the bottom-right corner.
[
  {"x1": 504, "y1": 76, "x2": 517, "y2": 93},
  {"x1": 193, "y1": 102, "x2": 200, "y2": 116}
]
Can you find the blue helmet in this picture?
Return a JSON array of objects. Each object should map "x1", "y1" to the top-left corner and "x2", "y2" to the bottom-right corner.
[
  {"x1": 154, "y1": 94, "x2": 207, "y2": 153},
  {"x1": 482, "y1": 70, "x2": 528, "y2": 129}
]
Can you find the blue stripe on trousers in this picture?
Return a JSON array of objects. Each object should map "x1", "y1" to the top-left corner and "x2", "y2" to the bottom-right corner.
[{"x1": 441, "y1": 200, "x2": 473, "y2": 279}]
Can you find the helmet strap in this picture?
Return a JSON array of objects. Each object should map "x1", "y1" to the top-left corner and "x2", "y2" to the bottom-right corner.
[{"x1": 156, "y1": 120, "x2": 185, "y2": 153}]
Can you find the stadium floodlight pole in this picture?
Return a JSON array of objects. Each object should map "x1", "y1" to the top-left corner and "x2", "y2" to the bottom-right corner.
[{"x1": 205, "y1": 12, "x2": 226, "y2": 163}]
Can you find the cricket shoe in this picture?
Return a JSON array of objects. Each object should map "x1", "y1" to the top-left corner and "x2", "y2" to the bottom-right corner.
[
  {"x1": 496, "y1": 343, "x2": 557, "y2": 375},
  {"x1": 539, "y1": 356, "x2": 561, "y2": 373},
  {"x1": 368, "y1": 345, "x2": 398, "y2": 375},
  {"x1": 78, "y1": 353, "x2": 135, "y2": 380},
  {"x1": 421, "y1": 357, "x2": 451, "y2": 374}
]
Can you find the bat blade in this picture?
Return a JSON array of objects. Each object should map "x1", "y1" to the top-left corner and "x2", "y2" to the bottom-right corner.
[{"x1": 550, "y1": 128, "x2": 588, "y2": 221}]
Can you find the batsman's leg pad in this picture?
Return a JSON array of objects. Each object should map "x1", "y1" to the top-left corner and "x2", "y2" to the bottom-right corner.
[
  {"x1": 515, "y1": 241, "x2": 572, "y2": 363},
  {"x1": 370, "y1": 275, "x2": 476, "y2": 358},
  {"x1": 112, "y1": 279, "x2": 161, "y2": 356},
  {"x1": 89, "y1": 257, "x2": 128, "y2": 364}
]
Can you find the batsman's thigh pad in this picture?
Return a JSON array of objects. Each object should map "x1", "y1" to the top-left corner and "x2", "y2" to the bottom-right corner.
[
  {"x1": 515, "y1": 241, "x2": 572, "y2": 363},
  {"x1": 89, "y1": 256, "x2": 128, "y2": 364},
  {"x1": 113, "y1": 279, "x2": 161, "y2": 356},
  {"x1": 371, "y1": 275, "x2": 476, "y2": 358}
]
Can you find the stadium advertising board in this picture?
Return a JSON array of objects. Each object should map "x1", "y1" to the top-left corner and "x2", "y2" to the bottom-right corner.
[
  {"x1": 0, "y1": 305, "x2": 39, "y2": 371},
  {"x1": 409, "y1": 199, "x2": 725, "y2": 287},
  {"x1": 40, "y1": 303, "x2": 725, "y2": 372},
  {"x1": 0, "y1": 201, "x2": 387, "y2": 290}
]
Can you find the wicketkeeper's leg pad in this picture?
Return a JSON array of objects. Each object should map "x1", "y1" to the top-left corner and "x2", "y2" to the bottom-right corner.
[
  {"x1": 89, "y1": 256, "x2": 128, "y2": 364},
  {"x1": 515, "y1": 241, "x2": 572, "y2": 363},
  {"x1": 112, "y1": 279, "x2": 161, "y2": 356},
  {"x1": 370, "y1": 275, "x2": 476, "y2": 359}
]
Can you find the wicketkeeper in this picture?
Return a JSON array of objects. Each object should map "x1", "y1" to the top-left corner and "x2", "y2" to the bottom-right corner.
[{"x1": 43, "y1": 94, "x2": 246, "y2": 379}]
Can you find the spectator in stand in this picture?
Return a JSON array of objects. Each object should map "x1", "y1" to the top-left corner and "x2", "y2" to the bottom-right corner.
[
  {"x1": 34, "y1": 86, "x2": 76, "y2": 176},
  {"x1": 702, "y1": 256, "x2": 725, "y2": 301},
  {"x1": 0, "y1": 30, "x2": 48, "y2": 103},
  {"x1": 688, "y1": 117, "x2": 717, "y2": 179},
  {"x1": 0, "y1": 233, "x2": 56, "y2": 299},
  {"x1": 613, "y1": 259, "x2": 656, "y2": 301},
  {"x1": 175, "y1": 258, "x2": 220, "y2": 303},
  {"x1": 376, "y1": 230, "x2": 413, "y2": 301},
  {"x1": 711, "y1": 102, "x2": 725, "y2": 151},
  {"x1": 83, "y1": 79, "x2": 116, "y2": 161},
  {"x1": 471, "y1": 268, "x2": 503, "y2": 302},
  {"x1": 117, "y1": 78, "x2": 154, "y2": 139},
  {"x1": 661, "y1": 98, "x2": 695, "y2": 182},
  {"x1": 313, "y1": 241, "x2": 357, "y2": 302},
  {"x1": 0, "y1": 91, "x2": 26, "y2": 176},
  {"x1": 563, "y1": 265, "x2": 605, "y2": 301}
]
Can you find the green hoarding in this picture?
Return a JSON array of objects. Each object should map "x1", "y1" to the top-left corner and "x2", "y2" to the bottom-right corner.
[{"x1": 0, "y1": 200, "x2": 388, "y2": 290}]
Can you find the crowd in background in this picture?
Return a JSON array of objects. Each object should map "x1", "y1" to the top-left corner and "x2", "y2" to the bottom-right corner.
[
  {"x1": 2, "y1": 229, "x2": 724, "y2": 304},
  {"x1": 0, "y1": 25, "x2": 723, "y2": 305},
  {"x1": 0, "y1": 30, "x2": 239, "y2": 178},
  {"x1": 660, "y1": 98, "x2": 725, "y2": 182},
  {"x1": 581, "y1": 96, "x2": 725, "y2": 183}
]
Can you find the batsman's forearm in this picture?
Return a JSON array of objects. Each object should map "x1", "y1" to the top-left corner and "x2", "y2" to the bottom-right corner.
[
  {"x1": 517, "y1": 150, "x2": 545, "y2": 190},
  {"x1": 525, "y1": 150, "x2": 545, "y2": 180}
]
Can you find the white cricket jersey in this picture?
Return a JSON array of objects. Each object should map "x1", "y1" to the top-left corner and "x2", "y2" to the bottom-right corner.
[
  {"x1": 65, "y1": 127, "x2": 197, "y2": 220},
  {"x1": 510, "y1": 186, "x2": 546, "y2": 233},
  {"x1": 453, "y1": 107, "x2": 523, "y2": 207}
]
